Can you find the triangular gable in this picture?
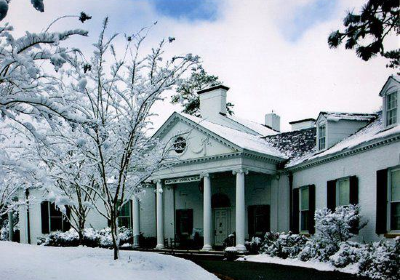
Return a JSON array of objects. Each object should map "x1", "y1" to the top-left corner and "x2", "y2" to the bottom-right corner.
[{"x1": 379, "y1": 75, "x2": 400, "y2": 96}]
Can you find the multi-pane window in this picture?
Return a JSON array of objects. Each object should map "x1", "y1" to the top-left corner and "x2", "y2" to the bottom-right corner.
[
  {"x1": 41, "y1": 202, "x2": 70, "y2": 233},
  {"x1": 117, "y1": 201, "x2": 132, "y2": 229},
  {"x1": 300, "y1": 186, "x2": 310, "y2": 231},
  {"x1": 337, "y1": 178, "x2": 350, "y2": 206},
  {"x1": 318, "y1": 124, "x2": 326, "y2": 150},
  {"x1": 389, "y1": 168, "x2": 400, "y2": 231},
  {"x1": 386, "y1": 92, "x2": 397, "y2": 126}
]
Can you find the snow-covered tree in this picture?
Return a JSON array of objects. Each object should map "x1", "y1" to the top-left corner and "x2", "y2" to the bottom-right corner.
[{"x1": 39, "y1": 18, "x2": 198, "y2": 259}]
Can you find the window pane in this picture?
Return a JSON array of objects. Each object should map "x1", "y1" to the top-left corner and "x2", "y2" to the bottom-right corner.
[
  {"x1": 390, "y1": 202, "x2": 400, "y2": 230},
  {"x1": 301, "y1": 187, "x2": 309, "y2": 210},
  {"x1": 50, "y1": 217, "x2": 63, "y2": 231},
  {"x1": 50, "y1": 203, "x2": 62, "y2": 217},
  {"x1": 301, "y1": 211, "x2": 309, "y2": 231},
  {"x1": 391, "y1": 169, "x2": 400, "y2": 201},
  {"x1": 338, "y1": 179, "x2": 350, "y2": 206},
  {"x1": 119, "y1": 202, "x2": 130, "y2": 217},
  {"x1": 118, "y1": 217, "x2": 131, "y2": 228}
]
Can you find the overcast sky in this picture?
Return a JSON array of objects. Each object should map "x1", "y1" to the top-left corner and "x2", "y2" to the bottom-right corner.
[{"x1": 6, "y1": 0, "x2": 397, "y2": 131}]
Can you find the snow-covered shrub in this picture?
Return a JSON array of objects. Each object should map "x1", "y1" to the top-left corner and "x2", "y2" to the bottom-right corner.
[
  {"x1": 0, "y1": 219, "x2": 8, "y2": 241},
  {"x1": 224, "y1": 246, "x2": 238, "y2": 261},
  {"x1": 260, "y1": 232, "x2": 308, "y2": 259},
  {"x1": 39, "y1": 227, "x2": 133, "y2": 248},
  {"x1": 299, "y1": 205, "x2": 366, "y2": 262},
  {"x1": 245, "y1": 236, "x2": 263, "y2": 254},
  {"x1": 223, "y1": 233, "x2": 235, "y2": 248},
  {"x1": 329, "y1": 241, "x2": 365, "y2": 268},
  {"x1": 358, "y1": 238, "x2": 400, "y2": 280}
]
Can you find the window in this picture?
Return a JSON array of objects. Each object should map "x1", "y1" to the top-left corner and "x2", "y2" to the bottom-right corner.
[
  {"x1": 337, "y1": 178, "x2": 350, "y2": 206},
  {"x1": 389, "y1": 168, "x2": 400, "y2": 231},
  {"x1": 300, "y1": 186, "x2": 310, "y2": 231},
  {"x1": 173, "y1": 136, "x2": 186, "y2": 154},
  {"x1": 117, "y1": 201, "x2": 132, "y2": 229},
  {"x1": 248, "y1": 205, "x2": 270, "y2": 236},
  {"x1": 41, "y1": 202, "x2": 70, "y2": 233},
  {"x1": 386, "y1": 92, "x2": 397, "y2": 126},
  {"x1": 318, "y1": 123, "x2": 326, "y2": 150}
]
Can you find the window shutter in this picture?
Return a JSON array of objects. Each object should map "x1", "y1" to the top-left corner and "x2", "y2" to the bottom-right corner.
[
  {"x1": 41, "y1": 202, "x2": 49, "y2": 234},
  {"x1": 188, "y1": 209, "x2": 193, "y2": 235},
  {"x1": 63, "y1": 206, "x2": 71, "y2": 231},
  {"x1": 327, "y1": 180, "x2": 337, "y2": 211},
  {"x1": 308, "y1": 185, "x2": 316, "y2": 234},
  {"x1": 349, "y1": 176, "x2": 359, "y2": 205},
  {"x1": 291, "y1": 189, "x2": 299, "y2": 233},
  {"x1": 248, "y1": 206, "x2": 255, "y2": 236},
  {"x1": 129, "y1": 200, "x2": 133, "y2": 229},
  {"x1": 376, "y1": 169, "x2": 388, "y2": 234},
  {"x1": 176, "y1": 210, "x2": 182, "y2": 236}
]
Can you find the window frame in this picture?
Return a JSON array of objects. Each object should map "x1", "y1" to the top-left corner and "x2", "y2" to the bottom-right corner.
[
  {"x1": 387, "y1": 166, "x2": 400, "y2": 233},
  {"x1": 336, "y1": 177, "x2": 351, "y2": 207},
  {"x1": 117, "y1": 200, "x2": 132, "y2": 229},
  {"x1": 299, "y1": 186, "x2": 310, "y2": 233},
  {"x1": 45, "y1": 202, "x2": 70, "y2": 233},
  {"x1": 385, "y1": 91, "x2": 398, "y2": 127},
  {"x1": 318, "y1": 122, "x2": 326, "y2": 151}
]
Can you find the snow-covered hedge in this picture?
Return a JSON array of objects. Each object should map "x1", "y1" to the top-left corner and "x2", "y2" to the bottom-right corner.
[
  {"x1": 260, "y1": 232, "x2": 308, "y2": 259},
  {"x1": 257, "y1": 205, "x2": 400, "y2": 279},
  {"x1": 38, "y1": 227, "x2": 133, "y2": 248}
]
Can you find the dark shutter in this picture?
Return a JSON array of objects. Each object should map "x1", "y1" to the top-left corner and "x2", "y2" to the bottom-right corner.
[
  {"x1": 376, "y1": 169, "x2": 388, "y2": 234},
  {"x1": 41, "y1": 202, "x2": 49, "y2": 234},
  {"x1": 349, "y1": 176, "x2": 359, "y2": 205},
  {"x1": 248, "y1": 205, "x2": 255, "y2": 236},
  {"x1": 327, "y1": 180, "x2": 337, "y2": 211},
  {"x1": 130, "y1": 200, "x2": 133, "y2": 229},
  {"x1": 308, "y1": 185, "x2": 316, "y2": 234},
  {"x1": 63, "y1": 206, "x2": 71, "y2": 231},
  {"x1": 291, "y1": 188, "x2": 299, "y2": 233}
]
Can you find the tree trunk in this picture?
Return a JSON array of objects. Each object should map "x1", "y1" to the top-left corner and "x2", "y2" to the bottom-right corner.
[{"x1": 110, "y1": 216, "x2": 120, "y2": 260}]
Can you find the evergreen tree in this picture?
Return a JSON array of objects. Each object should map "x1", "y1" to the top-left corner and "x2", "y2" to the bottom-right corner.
[
  {"x1": 171, "y1": 65, "x2": 234, "y2": 117},
  {"x1": 328, "y1": 0, "x2": 399, "y2": 71}
]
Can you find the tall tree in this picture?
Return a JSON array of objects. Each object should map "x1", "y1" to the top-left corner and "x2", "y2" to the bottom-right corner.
[
  {"x1": 328, "y1": 0, "x2": 399, "y2": 71},
  {"x1": 171, "y1": 65, "x2": 234, "y2": 117},
  {"x1": 46, "y1": 18, "x2": 198, "y2": 260}
]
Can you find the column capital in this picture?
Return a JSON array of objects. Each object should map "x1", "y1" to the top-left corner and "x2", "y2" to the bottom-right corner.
[
  {"x1": 200, "y1": 173, "x2": 210, "y2": 179},
  {"x1": 153, "y1": 179, "x2": 162, "y2": 185},
  {"x1": 232, "y1": 168, "x2": 249, "y2": 175}
]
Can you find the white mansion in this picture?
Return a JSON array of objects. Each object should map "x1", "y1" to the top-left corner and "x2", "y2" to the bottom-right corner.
[{"x1": 19, "y1": 76, "x2": 400, "y2": 252}]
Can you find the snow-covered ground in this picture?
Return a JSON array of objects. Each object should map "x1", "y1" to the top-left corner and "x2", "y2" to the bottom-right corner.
[
  {"x1": 238, "y1": 254, "x2": 358, "y2": 275},
  {"x1": 0, "y1": 242, "x2": 218, "y2": 280}
]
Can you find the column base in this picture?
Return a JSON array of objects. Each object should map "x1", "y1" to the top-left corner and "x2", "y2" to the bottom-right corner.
[
  {"x1": 132, "y1": 235, "x2": 140, "y2": 249},
  {"x1": 201, "y1": 244, "x2": 212, "y2": 251},
  {"x1": 235, "y1": 244, "x2": 247, "y2": 253},
  {"x1": 155, "y1": 244, "x2": 165, "y2": 250}
]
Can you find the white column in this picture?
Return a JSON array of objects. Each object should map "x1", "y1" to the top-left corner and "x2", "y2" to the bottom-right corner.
[
  {"x1": 202, "y1": 173, "x2": 212, "y2": 251},
  {"x1": 8, "y1": 211, "x2": 14, "y2": 242},
  {"x1": 155, "y1": 180, "x2": 164, "y2": 249},
  {"x1": 132, "y1": 196, "x2": 140, "y2": 248},
  {"x1": 235, "y1": 169, "x2": 247, "y2": 252}
]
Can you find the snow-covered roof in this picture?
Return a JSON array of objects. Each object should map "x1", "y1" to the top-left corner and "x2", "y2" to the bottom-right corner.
[
  {"x1": 226, "y1": 115, "x2": 277, "y2": 136},
  {"x1": 319, "y1": 112, "x2": 377, "y2": 122},
  {"x1": 179, "y1": 113, "x2": 287, "y2": 159},
  {"x1": 287, "y1": 112, "x2": 400, "y2": 168}
]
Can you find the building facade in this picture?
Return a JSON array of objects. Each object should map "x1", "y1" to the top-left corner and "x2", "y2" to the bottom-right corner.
[{"x1": 18, "y1": 76, "x2": 400, "y2": 252}]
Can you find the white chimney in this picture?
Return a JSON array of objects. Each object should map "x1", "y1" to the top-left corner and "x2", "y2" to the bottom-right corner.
[
  {"x1": 289, "y1": 118, "x2": 316, "y2": 131},
  {"x1": 198, "y1": 85, "x2": 229, "y2": 120},
  {"x1": 265, "y1": 112, "x2": 280, "y2": 132}
]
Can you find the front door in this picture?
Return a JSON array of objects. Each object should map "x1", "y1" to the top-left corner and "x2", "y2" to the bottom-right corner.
[{"x1": 214, "y1": 209, "x2": 228, "y2": 246}]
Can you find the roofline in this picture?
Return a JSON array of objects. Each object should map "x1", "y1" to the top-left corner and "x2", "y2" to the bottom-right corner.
[
  {"x1": 378, "y1": 75, "x2": 400, "y2": 96},
  {"x1": 286, "y1": 130, "x2": 400, "y2": 171},
  {"x1": 197, "y1": 85, "x2": 230, "y2": 94},
  {"x1": 289, "y1": 118, "x2": 316, "y2": 125}
]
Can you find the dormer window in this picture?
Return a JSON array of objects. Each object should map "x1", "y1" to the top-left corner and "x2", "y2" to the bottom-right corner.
[
  {"x1": 386, "y1": 91, "x2": 397, "y2": 126},
  {"x1": 318, "y1": 123, "x2": 326, "y2": 150}
]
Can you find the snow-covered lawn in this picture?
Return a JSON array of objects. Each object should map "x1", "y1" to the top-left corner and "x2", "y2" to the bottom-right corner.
[
  {"x1": 0, "y1": 242, "x2": 218, "y2": 280},
  {"x1": 238, "y1": 254, "x2": 358, "y2": 275}
]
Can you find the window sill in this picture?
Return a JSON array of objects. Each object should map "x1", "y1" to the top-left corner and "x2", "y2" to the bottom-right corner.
[{"x1": 384, "y1": 233, "x2": 400, "y2": 238}]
